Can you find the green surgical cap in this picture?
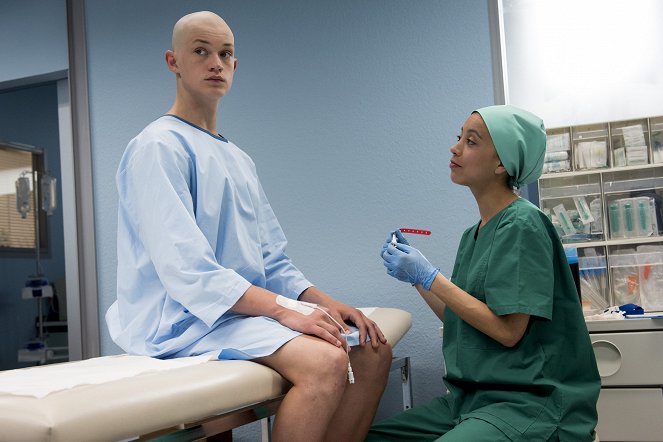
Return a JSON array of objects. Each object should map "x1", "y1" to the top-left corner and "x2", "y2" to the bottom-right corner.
[{"x1": 474, "y1": 105, "x2": 546, "y2": 189}]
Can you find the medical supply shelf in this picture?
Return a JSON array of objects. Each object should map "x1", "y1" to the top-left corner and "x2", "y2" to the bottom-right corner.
[
  {"x1": 586, "y1": 318, "x2": 663, "y2": 441},
  {"x1": 537, "y1": 115, "x2": 663, "y2": 312}
]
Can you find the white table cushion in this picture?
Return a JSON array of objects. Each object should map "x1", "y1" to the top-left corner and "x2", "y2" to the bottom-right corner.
[{"x1": 0, "y1": 307, "x2": 411, "y2": 442}]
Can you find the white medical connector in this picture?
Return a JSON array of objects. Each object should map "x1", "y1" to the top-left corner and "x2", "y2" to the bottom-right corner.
[
  {"x1": 313, "y1": 308, "x2": 355, "y2": 385},
  {"x1": 391, "y1": 233, "x2": 397, "y2": 247},
  {"x1": 275, "y1": 295, "x2": 355, "y2": 384}
]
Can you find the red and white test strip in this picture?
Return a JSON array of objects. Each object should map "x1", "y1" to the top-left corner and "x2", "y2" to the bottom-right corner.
[
  {"x1": 391, "y1": 228, "x2": 432, "y2": 246},
  {"x1": 399, "y1": 228, "x2": 432, "y2": 236}
]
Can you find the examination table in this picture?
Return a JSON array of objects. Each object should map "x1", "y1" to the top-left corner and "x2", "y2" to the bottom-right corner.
[{"x1": 0, "y1": 307, "x2": 411, "y2": 442}]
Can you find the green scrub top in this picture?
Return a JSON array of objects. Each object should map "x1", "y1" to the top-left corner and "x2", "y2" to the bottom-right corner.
[{"x1": 443, "y1": 198, "x2": 600, "y2": 441}]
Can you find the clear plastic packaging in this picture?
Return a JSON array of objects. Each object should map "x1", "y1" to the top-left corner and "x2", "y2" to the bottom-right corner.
[
  {"x1": 651, "y1": 118, "x2": 663, "y2": 164},
  {"x1": 635, "y1": 246, "x2": 663, "y2": 311},
  {"x1": 608, "y1": 197, "x2": 656, "y2": 239},
  {"x1": 575, "y1": 140, "x2": 607, "y2": 170},
  {"x1": 579, "y1": 249, "x2": 608, "y2": 310},
  {"x1": 553, "y1": 204, "x2": 576, "y2": 237},
  {"x1": 608, "y1": 201, "x2": 624, "y2": 239},
  {"x1": 573, "y1": 196, "x2": 594, "y2": 225},
  {"x1": 589, "y1": 198, "x2": 603, "y2": 234},
  {"x1": 610, "y1": 250, "x2": 640, "y2": 306},
  {"x1": 544, "y1": 132, "x2": 572, "y2": 173},
  {"x1": 621, "y1": 124, "x2": 649, "y2": 166}
]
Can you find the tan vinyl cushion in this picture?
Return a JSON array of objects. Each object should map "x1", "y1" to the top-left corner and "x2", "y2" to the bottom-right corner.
[{"x1": 0, "y1": 307, "x2": 411, "y2": 442}]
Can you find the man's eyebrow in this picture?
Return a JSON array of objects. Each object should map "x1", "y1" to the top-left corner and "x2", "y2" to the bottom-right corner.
[{"x1": 192, "y1": 39, "x2": 234, "y2": 48}]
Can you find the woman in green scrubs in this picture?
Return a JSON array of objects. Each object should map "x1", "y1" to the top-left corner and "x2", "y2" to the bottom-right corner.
[{"x1": 372, "y1": 105, "x2": 600, "y2": 441}]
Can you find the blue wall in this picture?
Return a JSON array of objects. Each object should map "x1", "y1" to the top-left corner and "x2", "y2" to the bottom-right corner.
[
  {"x1": 0, "y1": 0, "x2": 497, "y2": 436},
  {"x1": 0, "y1": 0, "x2": 68, "y2": 85},
  {"x1": 84, "y1": 0, "x2": 495, "y2": 430}
]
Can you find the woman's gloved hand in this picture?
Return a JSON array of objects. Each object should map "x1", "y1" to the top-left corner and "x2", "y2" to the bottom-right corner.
[
  {"x1": 380, "y1": 229, "x2": 409, "y2": 257},
  {"x1": 380, "y1": 238, "x2": 439, "y2": 290}
]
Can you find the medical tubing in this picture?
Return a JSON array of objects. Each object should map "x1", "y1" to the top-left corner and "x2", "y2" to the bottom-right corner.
[{"x1": 313, "y1": 306, "x2": 355, "y2": 384}]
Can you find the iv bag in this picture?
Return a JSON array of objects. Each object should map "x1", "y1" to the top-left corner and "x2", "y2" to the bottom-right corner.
[
  {"x1": 41, "y1": 174, "x2": 57, "y2": 215},
  {"x1": 15, "y1": 175, "x2": 31, "y2": 219}
]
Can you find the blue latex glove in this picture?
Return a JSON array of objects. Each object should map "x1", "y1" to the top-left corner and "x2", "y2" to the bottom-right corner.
[
  {"x1": 381, "y1": 241, "x2": 439, "y2": 290},
  {"x1": 380, "y1": 230, "x2": 409, "y2": 257}
]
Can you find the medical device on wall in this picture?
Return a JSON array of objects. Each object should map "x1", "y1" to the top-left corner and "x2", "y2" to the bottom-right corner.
[
  {"x1": 15, "y1": 168, "x2": 58, "y2": 300},
  {"x1": 14, "y1": 163, "x2": 59, "y2": 365},
  {"x1": 41, "y1": 174, "x2": 57, "y2": 216},
  {"x1": 15, "y1": 172, "x2": 32, "y2": 218}
]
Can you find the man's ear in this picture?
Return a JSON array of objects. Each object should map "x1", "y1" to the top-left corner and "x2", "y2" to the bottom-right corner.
[{"x1": 165, "y1": 50, "x2": 178, "y2": 73}]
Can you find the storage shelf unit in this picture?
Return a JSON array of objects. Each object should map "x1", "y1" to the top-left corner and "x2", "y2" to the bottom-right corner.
[{"x1": 537, "y1": 116, "x2": 663, "y2": 312}]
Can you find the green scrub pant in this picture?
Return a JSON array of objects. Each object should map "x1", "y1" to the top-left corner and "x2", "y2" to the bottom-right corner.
[{"x1": 366, "y1": 396, "x2": 560, "y2": 442}]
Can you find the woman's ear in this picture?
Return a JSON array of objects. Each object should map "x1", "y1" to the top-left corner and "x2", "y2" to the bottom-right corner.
[{"x1": 495, "y1": 161, "x2": 508, "y2": 176}]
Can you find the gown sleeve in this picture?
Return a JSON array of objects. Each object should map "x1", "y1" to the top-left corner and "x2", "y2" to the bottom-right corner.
[
  {"x1": 484, "y1": 209, "x2": 554, "y2": 320},
  {"x1": 254, "y1": 178, "x2": 312, "y2": 299},
  {"x1": 117, "y1": 138, "x2": 251, "y2": 328}
]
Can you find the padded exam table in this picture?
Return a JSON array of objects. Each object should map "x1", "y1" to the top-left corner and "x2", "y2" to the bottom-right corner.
[{"x1": 0, "y1": 307, "x2": 411, "y2": 442}]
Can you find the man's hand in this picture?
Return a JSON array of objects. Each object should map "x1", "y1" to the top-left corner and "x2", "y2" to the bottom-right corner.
[
  {"x1": 300, "y1": 287, "x2": 387, "y2": 348},
  {"x1": 275, "y1": 303, "x2": 349, "y2": 349}
]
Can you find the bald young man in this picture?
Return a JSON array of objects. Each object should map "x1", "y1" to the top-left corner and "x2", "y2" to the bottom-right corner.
[{"x1": 106, "y1": 11, "x2": 392, "y2": 442}]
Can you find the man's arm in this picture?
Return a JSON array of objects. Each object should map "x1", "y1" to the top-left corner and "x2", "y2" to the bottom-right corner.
[
  {"x1": 230, "y1": 285, "x2": 347, "y2": 348},
  {"x1": 118, "y1": 139, "x2": 252, "y2": 327}
]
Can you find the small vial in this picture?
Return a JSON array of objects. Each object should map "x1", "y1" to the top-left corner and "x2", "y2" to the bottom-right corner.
[{"x1": 391, "y1": 233, "x2": 397, "y2": 246}]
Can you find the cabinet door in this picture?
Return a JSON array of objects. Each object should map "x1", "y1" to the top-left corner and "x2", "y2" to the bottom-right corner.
[
  {"x1": 596, "y1": 388, "x2": 663, "y2": 441},
  {"x1": 590, "y1": 331, "x2": 663, "y2": 385}
]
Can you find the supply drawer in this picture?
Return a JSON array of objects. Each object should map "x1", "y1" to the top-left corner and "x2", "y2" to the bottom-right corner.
[
  {"x1": 590, "y1": 331, "x2": 663, "y2": 385},
  {"x1": 596, "y1": 388, "x2": 663, "y2": 441}
]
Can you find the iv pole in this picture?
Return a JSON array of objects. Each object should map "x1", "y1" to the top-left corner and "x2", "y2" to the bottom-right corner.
[
  {"x1": 32, "y1": 169, "x2": 44, "y2": 341},
  {"x1": 11, "y1": 142, "x2": 59, "y2": 364}
]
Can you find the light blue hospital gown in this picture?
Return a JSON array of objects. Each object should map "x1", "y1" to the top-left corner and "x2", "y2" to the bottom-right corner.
[{"x1": 106, "y1": 115, "x2": 359, "y2": 360}]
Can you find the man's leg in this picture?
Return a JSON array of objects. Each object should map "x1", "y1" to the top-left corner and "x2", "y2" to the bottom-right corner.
[
  {"x1": 254, "y1": 335, "x2": 349, "y2": 442},
  {"x1": 324, "y1": 342, "x2": 392, "y2": 442}
]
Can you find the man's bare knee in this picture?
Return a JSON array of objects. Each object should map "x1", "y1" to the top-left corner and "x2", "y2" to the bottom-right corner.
[
  {"x1": 257, "y1": 337, "x2": 350, "y2": 392},
  {"x1": 303, "y1": 344, "x2": 348, "y2": 387}
]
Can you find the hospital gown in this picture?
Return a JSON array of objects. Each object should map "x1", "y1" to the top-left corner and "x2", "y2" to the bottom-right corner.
[
  {"x1": 368, "y1": 198, "x2": 600, "y2": 441},
  {"x1": 106, "y1": 115, "x2": 357, "y2": 360}
]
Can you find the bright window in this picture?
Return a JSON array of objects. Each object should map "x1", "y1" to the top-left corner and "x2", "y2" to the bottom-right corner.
[{"x1": 0, "y1": 144, "x2": 47, "y2": 252}]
